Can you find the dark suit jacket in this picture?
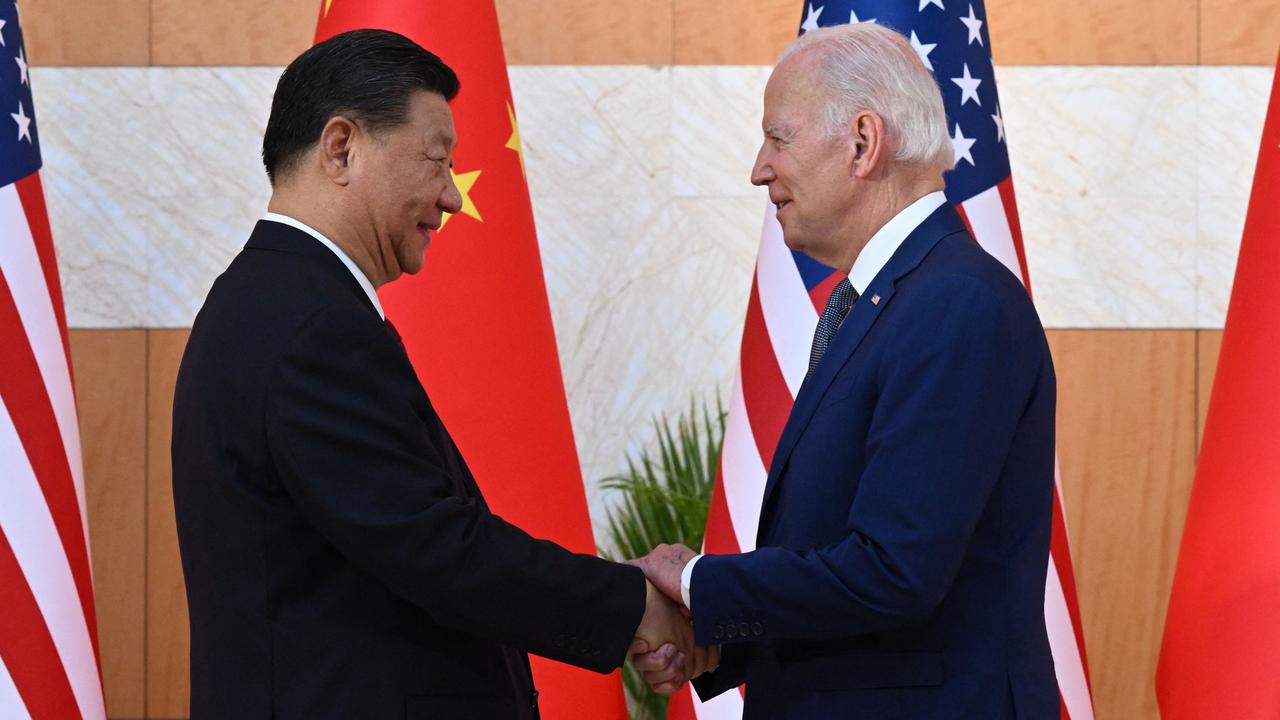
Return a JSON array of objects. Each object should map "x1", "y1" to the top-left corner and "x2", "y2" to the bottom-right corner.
[
  {"x1": 171, "y1": 220, "x2": 645, "y2": 719},
  {"x1": 691, "y1": 205, "x2": 1058, "y2": 719}
]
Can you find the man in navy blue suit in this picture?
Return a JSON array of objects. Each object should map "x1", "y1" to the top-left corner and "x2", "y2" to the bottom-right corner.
[{"x1": 631, "y1": 23, "x2": 1058, "y2": 719}]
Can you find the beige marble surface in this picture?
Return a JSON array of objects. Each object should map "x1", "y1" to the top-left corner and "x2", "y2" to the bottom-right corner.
[
  {"x1": 31, "y1": 67, "x2": 277, "y2": 328},
  {"x1": 28, "y1": 63, "x2": 1273, "y2": 539},
  {"x1": 999, "y1": 66, "x2": 1201, "y2": 328},
  {"x1": 1196, "y1": 66, "x2": 1272, "y2": 328}
]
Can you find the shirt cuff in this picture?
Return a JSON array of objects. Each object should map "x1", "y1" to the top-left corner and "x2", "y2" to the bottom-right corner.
[{"x1": 680, "y1": 554, "x2": 702, "y2": 609}]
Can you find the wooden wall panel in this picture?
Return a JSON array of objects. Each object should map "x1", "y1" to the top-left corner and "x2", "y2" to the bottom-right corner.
[
  {"x1": 21, "y1": 0, "x2": 150, "y2": 66},
  {"x1": 1196, "y1": 330, "x2": 1223, "y2": 449},
  {"x1": 1200, "y1": 0, "x2": 1280, "y2": 65},
  {"x1": 1047, "y1": 329, "x2": 1197, "y2": 720},
  {"x1": 19, "y1": 0, "x2": 1278, "y2": 69},
  {"x1": 145, "y1": 329, "x2": 192, "y2": 719},
  {"x1": 495, "y1": 0, "x2": 673, "y2": 65},
  {"x1": 149, "y1": 0, "x2": 315, "y2": 66},
  {"x1": 70, "y1": 329, "x2": 147, "y2": 718},
  {"x1": 673, "y1": 0, "x2": 796, "y2": 65},
  {"x1": 986, "y1": 0, "x2": 1198, "y2": 65}
]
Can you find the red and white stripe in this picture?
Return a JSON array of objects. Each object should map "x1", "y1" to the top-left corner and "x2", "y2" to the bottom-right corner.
[
  {"x1": 0, "y1": 175, "x2": 106, "y2": 720},
  {"x1": 676, "y1": 181, "x2": 1094, "y2": 719}
]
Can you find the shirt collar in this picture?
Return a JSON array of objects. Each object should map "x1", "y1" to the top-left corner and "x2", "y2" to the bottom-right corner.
[
  {"x1": 262, "y1": 212, "x2": 385, "y2": 320},
  {"x1": 846, "y1": 191, "x2": 948, "y2": 295}
]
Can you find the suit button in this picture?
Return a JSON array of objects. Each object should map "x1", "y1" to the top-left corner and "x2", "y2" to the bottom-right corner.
[
  {"x1": 738, "y1": 622, "x2": 750, "y2": 637},
  {"x1": 751, "y1": 622, "x2": 763, "y2": 636},
  {"x1": 553, "y1": 636, "x2": 564, "y2": 648},
  {"x1": 725, "y1": 624, "x2": 738, "y2": 639},
  {"x1": 712, "y1": 625, "x2": 724, "y2": 641}
]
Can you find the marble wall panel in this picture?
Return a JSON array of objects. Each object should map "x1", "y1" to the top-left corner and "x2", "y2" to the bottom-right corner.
[
  {"x1": 143, "y1": 68, "x2": 277, "y2": 326},
  {"x1": 1195, "y1": 66, "x2": 1272, "y2": 328},
  {"x1": 32, "y1": 65, "x2": 1269, "y2": 339},
  {"x1": 999, "y1": 66, "x2": 1199, "y2": 327},
  {"x1": 671, "y1": 66, "x2": 772, "y2": 198},
  {"x1": 32, "y1": 68, "x2": 151, "y2": 327},
  {"x1": 533, "y1": 192, "x2": 759, "y2": 535},
  {"x1": 31, "y1": 67, "x2": 277, "y2": 328},
  {"x1": 510, "y1": 66, "x2": 671, "y2": 200}
]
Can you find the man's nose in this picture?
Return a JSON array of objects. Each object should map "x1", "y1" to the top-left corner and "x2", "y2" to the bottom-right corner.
[
  {"x1": 750, "y1": 149, "x2": 773, "y2": 186},
  {"x1": 440, "y1": 182, "x2": 463, "y2": 214}
]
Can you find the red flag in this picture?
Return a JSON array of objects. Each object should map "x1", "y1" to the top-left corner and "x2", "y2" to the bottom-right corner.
[
  {"x1": 313, "y1": 2, "x2": 627, "y2": 717},
  {"x1": 1156, "y1": 51, "x2": 1280, "y2": 719},
  {"x1": 0, "y1": 2, "x2": 107, "y2": 717}
]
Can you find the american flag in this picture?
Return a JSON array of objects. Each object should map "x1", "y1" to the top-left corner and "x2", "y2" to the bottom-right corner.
[
  {"x1": 0, "y1": 1, "x2": 107, "y2": 718},
  {"x1": 672, "y1": 2, "x2": 1094, "y2": 719}
]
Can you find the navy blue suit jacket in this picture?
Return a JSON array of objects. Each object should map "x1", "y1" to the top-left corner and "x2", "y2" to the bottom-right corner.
[{"x1": 690, "y1": 205, "x2": 1058, "y2": 719}]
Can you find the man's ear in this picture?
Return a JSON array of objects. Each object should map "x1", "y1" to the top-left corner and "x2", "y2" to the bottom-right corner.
[
  {"x1": 850, "y1": 111, "x2": 887, "y2": 179},
  {"x1": 319, "y1": 116, "x2": 358, "y2": 186}
]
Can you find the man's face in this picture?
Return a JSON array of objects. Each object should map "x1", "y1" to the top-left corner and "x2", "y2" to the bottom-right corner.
[
  {"x1": 751, "y1": 56, "x2": 857, "y2": 265},
  {"x1": 350, "y1": 90, "x2": 463, "y2": 278}
]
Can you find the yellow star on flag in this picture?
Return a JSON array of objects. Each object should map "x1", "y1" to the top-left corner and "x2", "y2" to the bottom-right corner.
[
  {"x1": 323, "y1": 0, "x2": 335, "y2": 16},
  {"x1": 505, "y1": 102, "x2": 526, "y2": 179},
  {"x1": 440, "y1": 168, "x2": 482, "y2": 230}
]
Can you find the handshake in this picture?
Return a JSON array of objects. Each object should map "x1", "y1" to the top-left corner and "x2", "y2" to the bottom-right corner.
[{"x1": 627, "y1": 543, "x2": 721, "y2": 694}]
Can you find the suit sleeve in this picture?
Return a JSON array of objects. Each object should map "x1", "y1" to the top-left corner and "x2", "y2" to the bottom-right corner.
[
  {"x1": 691, "y1": 644, "x2": 750, "y2": 702},
  {"x1": 264, "y1": 303, "x2": 645, "y2": 673},
  {"x1": 690, "y1": 275, "x2": 1046, "y2": 646}
]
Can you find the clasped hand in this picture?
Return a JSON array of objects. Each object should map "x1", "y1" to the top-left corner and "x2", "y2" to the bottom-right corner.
[{"x1": 627, "y1": 544, "x2": 720, "y2": 694}]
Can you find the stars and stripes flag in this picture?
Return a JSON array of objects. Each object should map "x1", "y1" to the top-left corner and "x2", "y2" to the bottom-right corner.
[
  {"x1": 0, "y1": 1, "x2": 108, "y2": 719},
  {"x1": 670, "y1": 3, "x2": 1094, "y2": 719},
  {"x1": 314, "y1": 1, "x2": 628, "y2": 717}
]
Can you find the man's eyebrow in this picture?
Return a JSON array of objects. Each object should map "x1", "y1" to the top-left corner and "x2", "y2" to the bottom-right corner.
[{"x1": 428, "y1": 130, "x2": 457, "y2": 152}]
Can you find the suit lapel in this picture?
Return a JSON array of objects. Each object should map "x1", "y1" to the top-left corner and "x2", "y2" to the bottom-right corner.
[
  {"x1": 755, "y1": 205, "x2": 970, "y2": 539},
  {"x1": 250, "y1": 220, "x2": 487, "y2": 505}
]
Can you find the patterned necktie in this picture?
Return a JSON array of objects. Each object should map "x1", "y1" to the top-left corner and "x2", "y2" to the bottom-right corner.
[{"x1": 806, "y1": 278, "x2": 857, "y2": 380}]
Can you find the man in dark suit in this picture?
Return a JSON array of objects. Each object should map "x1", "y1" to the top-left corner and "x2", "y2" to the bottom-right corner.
[
  {"x1": 171, "y1": 30, "x2": 696, "y2": 719},
  {"x1": 631, "y1": 23, "x2": 1058, "y2": 718}
]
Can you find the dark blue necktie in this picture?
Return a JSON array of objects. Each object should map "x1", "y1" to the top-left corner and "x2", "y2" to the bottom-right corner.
[{"x1": 806, "y1": 278, "x2": 857, "y2": 380}]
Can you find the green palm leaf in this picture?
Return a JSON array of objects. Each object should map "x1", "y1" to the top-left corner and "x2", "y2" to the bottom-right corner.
[{"x1": 599, "y1": 397, "x2": 724, "y2": 720}]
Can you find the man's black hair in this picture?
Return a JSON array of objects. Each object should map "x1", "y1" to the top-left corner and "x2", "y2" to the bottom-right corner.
[{"x1": 262, "y1": 29, "x2": 460, "y2": 185}]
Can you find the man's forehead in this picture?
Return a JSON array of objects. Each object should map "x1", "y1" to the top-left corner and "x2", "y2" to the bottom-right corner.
[
  {"x1": 762, "y1": 64, "x2": 818, "y2": 128},
  {"x1": 410, "y1": 90, "x2": 457, "y2": 146}
]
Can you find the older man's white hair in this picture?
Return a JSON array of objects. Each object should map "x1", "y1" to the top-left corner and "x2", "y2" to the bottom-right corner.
[{"x1": 779, "y1": 23, "x2": 954, "y2": 172}]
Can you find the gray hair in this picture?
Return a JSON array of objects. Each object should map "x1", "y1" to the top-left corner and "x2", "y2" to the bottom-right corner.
[{"x1": 779, "y1": 23, "x2": 954, "y2": 171}]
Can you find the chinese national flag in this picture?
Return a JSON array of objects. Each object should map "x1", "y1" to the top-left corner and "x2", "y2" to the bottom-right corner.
[
  {"x1": 314, "y1": 3, "x2": 628, "y2": 717},
  {"x1": 1156, "y1": 51, "x2": 1280, "y2": 719}
]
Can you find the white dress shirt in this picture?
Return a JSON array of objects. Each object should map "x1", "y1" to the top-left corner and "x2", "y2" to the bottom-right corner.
[
  {"x1": 262, "y1": 212, "x2": 385, "y2": 320},
  {"x1": 679, "y1": 190, "x2": 949, "y2": 610}
]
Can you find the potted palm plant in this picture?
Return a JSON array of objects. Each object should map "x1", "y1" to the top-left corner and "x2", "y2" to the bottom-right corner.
[{"x1": 599, "y1": 398, "x2": 724, "y2": 720}]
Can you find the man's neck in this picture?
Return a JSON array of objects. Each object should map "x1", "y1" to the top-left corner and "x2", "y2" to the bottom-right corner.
[
  {"x1": 266, "y1": 191, "x2": 389, "y2": 289},
  {"x1": 837, "y1": 172, "x2": 945, "y2": 273}
]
